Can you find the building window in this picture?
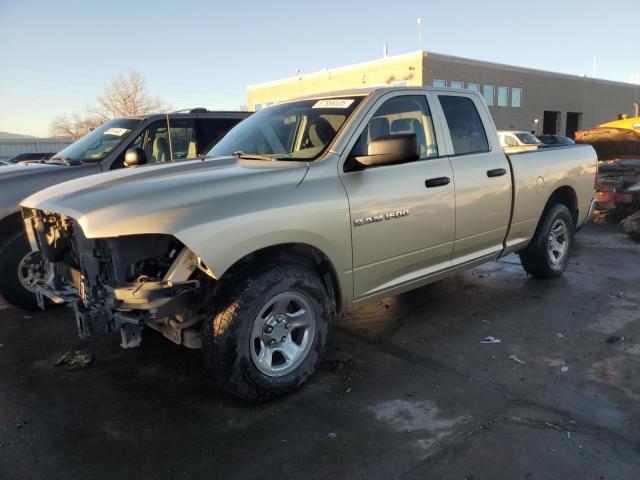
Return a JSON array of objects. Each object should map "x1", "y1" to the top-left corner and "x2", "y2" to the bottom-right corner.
[
  {"x1": 497, "y1": 87, "x2": 509, "y2": 107},
  {"x1": 468, "y1": 83, "x2": 480, "y2": 92},
  {"x1": 433, "y1": 79, "x2": 447, "y2": 88},
  {"x1": 483, "y1": 85, "x2": 494, "y2": 106},
  {"x1": 512, "y1": 87, "x2": 522, "y2": 107},
  {"x1": 450, "y1": 81, "x2": 464, "y2": 89}
]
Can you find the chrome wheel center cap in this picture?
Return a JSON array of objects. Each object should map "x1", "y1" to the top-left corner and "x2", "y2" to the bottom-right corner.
[{"x1": 262, "y1": 313, "x2": 289, "y2": 344}]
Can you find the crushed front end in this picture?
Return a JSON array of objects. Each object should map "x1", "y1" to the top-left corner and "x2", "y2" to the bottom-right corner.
[{"x1": 22, "y1": 208, "x2": 216, "y2": 349}]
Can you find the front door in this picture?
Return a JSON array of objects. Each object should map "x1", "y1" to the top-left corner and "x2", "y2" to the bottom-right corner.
[
  {"x1": 435, "y1": 93, "x2": 512, "y2": 264},
  {"x1": 340, "y1": 93, "x2": 455, "y2": 299}
]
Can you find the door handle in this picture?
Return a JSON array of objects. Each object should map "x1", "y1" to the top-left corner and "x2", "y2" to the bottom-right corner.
[
  {"x1": 425, "y1": 176, "x2": 451, "y2": 188},
  {"x1": 487, "y1": 168, "x2": 507, "y2": 178}
]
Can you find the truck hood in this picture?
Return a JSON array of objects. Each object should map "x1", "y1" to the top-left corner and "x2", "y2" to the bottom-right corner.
[
  {"x1": 22, "y1": 156, "x2": 309, "y2": 238},
  {"x1": 0, "y1": 162, "x2": 99, "y2": 220},
  {"x1": 0, "y1": 161, "x2": 67, "y2": 178}
]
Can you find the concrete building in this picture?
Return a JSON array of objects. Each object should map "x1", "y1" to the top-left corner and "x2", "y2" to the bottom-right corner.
[{"x1": 247, "y1": 51, "x2": 640, "y2": 138}]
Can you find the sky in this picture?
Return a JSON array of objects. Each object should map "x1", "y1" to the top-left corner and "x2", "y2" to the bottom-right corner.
[{"x1": 0, "y1": 0, "x2": 638, "y2": 137}]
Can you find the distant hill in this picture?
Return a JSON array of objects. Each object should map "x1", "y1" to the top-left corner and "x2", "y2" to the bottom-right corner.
[{"x1": 0, "y1": 131, "x2": 39, "y2": 139}]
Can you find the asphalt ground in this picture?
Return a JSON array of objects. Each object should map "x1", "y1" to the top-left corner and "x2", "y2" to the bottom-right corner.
[{"x1": 1, "y1": 221, "x2": 639, "y2": 479}]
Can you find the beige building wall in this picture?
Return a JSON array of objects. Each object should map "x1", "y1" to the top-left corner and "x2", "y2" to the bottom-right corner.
[
  {"x1": 246, "y1": 50, "x2": 640, "y2": 135},
  {"x1": 246, "y1": 52, "x2": 424, "y2": 110},
  {"x1": 423, "y1": 52, "x2": 640, "y2": 134}
]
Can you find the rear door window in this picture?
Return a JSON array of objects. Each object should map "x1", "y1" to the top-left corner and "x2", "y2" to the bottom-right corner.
[
  {"x1": 200, "y1": 118, "x2": 243, "y2": 152},
  {"x1": 438, "y1": 96, "x2": 489, "y2": 156}
]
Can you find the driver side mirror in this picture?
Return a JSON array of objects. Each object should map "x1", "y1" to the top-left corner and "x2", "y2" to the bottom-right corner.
[
  {"x1": 352, "y1": 134, "x2": 419, "y2": 169},
  {"x1": 124, "y1": 147, "x2": 147, "y2": 167}
]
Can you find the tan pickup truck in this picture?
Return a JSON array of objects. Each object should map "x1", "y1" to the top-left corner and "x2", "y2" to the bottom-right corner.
[{"x1": 20, "y1": 87, "x2": 597, "y2": 401}]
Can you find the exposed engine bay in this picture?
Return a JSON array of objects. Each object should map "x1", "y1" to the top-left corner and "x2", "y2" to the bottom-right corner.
[{"x1": 21, "y1": 208, "x2": 217, "y2": 349}]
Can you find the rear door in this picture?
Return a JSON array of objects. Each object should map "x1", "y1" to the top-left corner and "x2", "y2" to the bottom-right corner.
[
  {"x1": 434, "y1": 92, "x2": 512, "y2": 264},
  {"x1": 340, "y1": 91, "x2": 455, "y2": 299}
]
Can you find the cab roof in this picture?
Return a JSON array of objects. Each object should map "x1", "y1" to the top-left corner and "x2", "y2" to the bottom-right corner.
[
  {"x1": 121, "y1": 110, "x2": 251, "y2": 121},
  {"x1": 286, "y1": 85, "x2": 483, "y2": 103}
]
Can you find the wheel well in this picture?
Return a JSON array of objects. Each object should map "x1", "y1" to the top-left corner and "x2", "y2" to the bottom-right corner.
[
  {"x1": 546, "y1": 186, "x2": 578, "y2": 226},
  {"x1": 222, "y1": 243, "x2": 342, "y2": 312},
  {"x1": 0, "y1": 212, "x2": 24, "y2": 243}
]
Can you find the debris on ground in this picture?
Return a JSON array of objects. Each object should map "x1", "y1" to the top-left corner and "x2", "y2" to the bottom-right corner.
[
  {"x1": 320, "y1": 351, "x2": 353, "y2": 372},
  {"x1": 556, "y1": 332, "x2": 565, "y2": 338},
  {"x1": 54, "y1": 350, "x2": 93, "y2": 367},
  {"x1": 509, "y1": 354, "x2": 526, "y2": 365},
  {"x1": 621, "y1": 211, "x2": 640, "y2": 243},
  {"x1": 560, "y1": 366, "x2": 569, "y2": 373},
  {"x1": 328, "y1": 432, "x2": 337, "y2": 439},
  {"x1": 481, "y1": 336, "x2": 501, "y2": 344},
  {"x1": 606, "y1": 335, "x2": 629, "y2": 344}
]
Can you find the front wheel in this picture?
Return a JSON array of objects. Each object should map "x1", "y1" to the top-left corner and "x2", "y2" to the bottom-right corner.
[
  {"x1": 520, "y1": 203, "x2": 574, "y2": 278},
  {"x1": 0, "y1": 229, "x2": 56, "y2": 311},
  {"x1": 202, "y1": 262, "x2": 333, "y2": 402}
]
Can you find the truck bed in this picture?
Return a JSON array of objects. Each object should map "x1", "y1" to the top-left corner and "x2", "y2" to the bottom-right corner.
[{"x1": 504, "y1": 144, "x2": 597, "y2": 254}]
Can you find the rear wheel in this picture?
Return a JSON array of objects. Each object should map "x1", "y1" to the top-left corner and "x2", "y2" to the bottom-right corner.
[
  {"x1": 0, "y1": 229, "x2": 55, "y2": 311},
  {"x1": 202, "y1": 262, "x2": 333, "y2": 402},
  {"x1": 520, "y1": 203, "x2": 574, "y2": 278}
]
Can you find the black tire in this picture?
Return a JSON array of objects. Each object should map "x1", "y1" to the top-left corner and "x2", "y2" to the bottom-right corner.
[
  {"x1": 520, "y1": 203, "x2": 574, "y2": 279},
  {"x1": 202, "y1": 262, "x2": 333, "y2": 402},
  {"x1": 0, "y1": 229, "x2": 52, "y2": 311}
]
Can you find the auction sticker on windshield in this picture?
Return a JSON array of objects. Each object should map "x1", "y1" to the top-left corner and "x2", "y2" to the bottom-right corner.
[
  {"x1": 313, "y1": 99, "x2": 354, "y2": 109},
  {"x1": 104, "y1": 127, "x2": 129, "y2": 136}
]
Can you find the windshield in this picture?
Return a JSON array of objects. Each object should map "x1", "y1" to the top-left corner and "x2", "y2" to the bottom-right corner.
[
  {"x1": 515, "y1": 132, "x2": 542, "y2": 145},
  {"x1": 53, "y1": 118, "x2": 141, "y2": 163},
  {"x1": 208, "y1": 97, "x2": 363, "y2": 160}
]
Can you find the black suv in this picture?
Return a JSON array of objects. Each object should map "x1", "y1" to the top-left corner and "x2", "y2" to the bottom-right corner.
[{"x1": 0, "y1": 109, "x2": 250, "y2": 311}]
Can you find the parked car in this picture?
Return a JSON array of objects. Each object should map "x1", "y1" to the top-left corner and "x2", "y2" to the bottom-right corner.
[
  {"x1": 5, "y1": 152, "x2": 56, "y2": 164},
  {"x1": 0, "y1": 109, "x2": 250, "y2": 310},
  {"x1": 21, "y1": 87, "x2": 596, "y2": 401},
  {"x1": 537, "y1": 134, "x2": 575, "y2": 146},
  {"x1": 497, "y1": 130, "x2": 544, "y2": 153}
]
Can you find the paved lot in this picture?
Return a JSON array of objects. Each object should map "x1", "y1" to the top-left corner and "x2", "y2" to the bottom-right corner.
[{"x1": 1, "y1": 222, "x2": 639, "y2": 479}]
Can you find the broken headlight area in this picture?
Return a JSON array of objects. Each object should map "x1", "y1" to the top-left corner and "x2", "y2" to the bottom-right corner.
[{"x1": 23, "y1": 209, "x2": 217, "y2": 349}]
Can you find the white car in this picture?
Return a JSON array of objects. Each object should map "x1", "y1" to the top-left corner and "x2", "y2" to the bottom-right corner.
[{"x1": 497, "y1": 130, "x2": 543, "y2": 152}]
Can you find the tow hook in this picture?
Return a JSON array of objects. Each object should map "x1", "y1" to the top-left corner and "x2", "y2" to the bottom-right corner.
[{"x1": 120, "y1": 324, "x2": 143, "y2": 349}]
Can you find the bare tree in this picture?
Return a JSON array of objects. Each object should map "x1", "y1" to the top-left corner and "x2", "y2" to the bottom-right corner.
[
  {"x1": 96, "y1": 70, "x2": 164, "y2": 118},
  {"x1": 50, "y1": 70, "x2": 165, "y2": 138},
  {"x1": 50, "y1": 113, "x2": 104, "y2": 140}
]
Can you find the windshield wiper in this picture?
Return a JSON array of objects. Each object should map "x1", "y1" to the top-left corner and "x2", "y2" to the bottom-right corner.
[
  {"x1": 232, "y1": 151, "x2": 283, "y2": 162},
  {"x1": 47, "y1": 155, "x2": 80, "y2": 166}
]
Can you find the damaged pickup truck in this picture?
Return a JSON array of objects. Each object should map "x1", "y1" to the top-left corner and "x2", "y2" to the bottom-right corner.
[{"x1": 20, "y1": 87, "x2": 597, "y2": 401}]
